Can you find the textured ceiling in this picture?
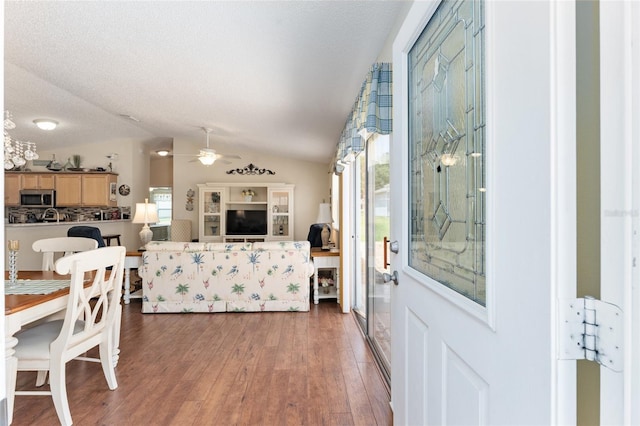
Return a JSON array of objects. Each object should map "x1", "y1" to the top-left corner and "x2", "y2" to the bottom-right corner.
[{"x1": 4, "y1": 1, "x2": 408, "y2": 163}]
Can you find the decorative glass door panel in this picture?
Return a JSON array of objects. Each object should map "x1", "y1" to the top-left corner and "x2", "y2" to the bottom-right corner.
[
  {"x1": 204, "y1": 215, "x2": 221, "y2": 238},
  {"x1": 268, "y1": 188, "x2": 293, "y2": 239},
  {"x1": 408, "y1": 0, "x2": 486, "y2": 305},
  {"x1": 272, "y1": 216, "x2": 289, "y2": 237},
  {"x1": 201, "y1": 187, "x2": 223, "y2": 240}
]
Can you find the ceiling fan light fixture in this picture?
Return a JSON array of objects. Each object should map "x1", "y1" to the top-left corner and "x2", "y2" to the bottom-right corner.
[
  {"x1": 198, "y1": 156, "x2": 216, "y2": 166},
  {"x1": 33, "y1": 119, "x2": 58, "y2": 130}
]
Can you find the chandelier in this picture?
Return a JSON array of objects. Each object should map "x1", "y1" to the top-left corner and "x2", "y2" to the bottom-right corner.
[{"x1": 4, "y1": 111, "x2": 39, "y2": 170}]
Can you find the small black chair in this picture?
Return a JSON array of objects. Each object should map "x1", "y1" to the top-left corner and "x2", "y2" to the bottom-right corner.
[{"x1": 67, "y1": 226, "x2": 106, "y2": 248}]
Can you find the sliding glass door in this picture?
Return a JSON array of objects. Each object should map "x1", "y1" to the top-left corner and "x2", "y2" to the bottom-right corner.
[
  {"x1": 353, "y1": 154, "x2": 367, "y2": 322},
  {"x1": 351, "y1": 134, "x2": 391, "y2": 384},
  {"x1": 366, "y1": 134, "x2": 391, "y2": 380}
]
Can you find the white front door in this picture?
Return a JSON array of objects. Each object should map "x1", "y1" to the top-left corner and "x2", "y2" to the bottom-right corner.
[{"x1": 390, "y1": 1, "x2": 578, "y2": 424}]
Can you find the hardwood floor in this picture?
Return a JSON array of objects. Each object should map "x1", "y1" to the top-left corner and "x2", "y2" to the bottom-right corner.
[{"x1": 12, "y1": 300, "x2": 392, "y2": 425}]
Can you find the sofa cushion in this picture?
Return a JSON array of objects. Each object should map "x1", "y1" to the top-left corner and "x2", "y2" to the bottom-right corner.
[
  {"x1": 145, "y1": 241, "x2": 209, "y2": 252},
  {"x1": 145, "y1": 241, "x2": 253, "y2": 252},
  {"x1": 205, "y1": 242, "x2": 253, "y2": 252},
  {"x1": 252, "y1": 241, "x2": 310, "y2": 251}
]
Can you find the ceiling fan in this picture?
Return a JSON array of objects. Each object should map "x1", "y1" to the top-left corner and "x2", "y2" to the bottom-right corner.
[{"x1": 186, "y1": 127, "x2": 240, "y2": 166}]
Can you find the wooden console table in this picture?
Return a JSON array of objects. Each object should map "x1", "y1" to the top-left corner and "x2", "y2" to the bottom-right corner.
[{"x1": 311, "y1": 248, "x2": 340, "y2": 305}]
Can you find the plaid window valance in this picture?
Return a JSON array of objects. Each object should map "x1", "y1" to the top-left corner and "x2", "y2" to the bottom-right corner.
[{"x1": 335, "y1": 63, "x2": 392, "y2": 169}]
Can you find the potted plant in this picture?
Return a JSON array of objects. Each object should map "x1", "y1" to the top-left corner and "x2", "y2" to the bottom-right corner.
[{"x1": 242, "y1": 189, "x2": 256, "y2": 202}]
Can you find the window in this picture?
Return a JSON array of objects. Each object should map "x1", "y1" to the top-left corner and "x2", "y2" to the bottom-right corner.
[{"x1": 149, "y1": 187, "x2": 172, "y2": 226}]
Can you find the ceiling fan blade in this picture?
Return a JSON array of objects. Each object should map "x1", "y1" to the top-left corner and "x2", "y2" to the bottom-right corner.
[{"x1": 217, "y1": 154, "x2": 241, "y2": 160}]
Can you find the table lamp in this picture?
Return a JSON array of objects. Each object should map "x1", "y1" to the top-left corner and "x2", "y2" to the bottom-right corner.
[
  {"x1": 132, "y1": 198, "x2": 159, "y2": 249},
  {"x1": 315, "y1": 203, "x2": 333, "y2": 250}
]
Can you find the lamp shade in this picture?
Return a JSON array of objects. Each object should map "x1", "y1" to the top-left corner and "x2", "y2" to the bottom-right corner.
[
  {"x1": 315, "y1": 203, "x2": 333, "y2": 224},
  {"x1": 132, "y1": 199, "x2": 159, "y2": 224},
  {"x1": 316, "y1": 203, "x2": 333, "y2": 249}
]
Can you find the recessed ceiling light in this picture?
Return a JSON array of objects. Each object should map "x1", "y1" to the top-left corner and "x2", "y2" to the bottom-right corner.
[
  {"x1": 33, "y1": 119, "x2": 58, "y2": 130},
  {"x1": 156, "y1": 150, "x2": 170, "y2": 157}
]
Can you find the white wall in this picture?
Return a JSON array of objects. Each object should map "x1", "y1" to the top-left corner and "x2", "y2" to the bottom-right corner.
[
  {"x1": 171, "y1": 136, "x2": 330, "y2": 241},
  {"x1": 150, "y1": 156, "x2": 173, "y2": 187}
]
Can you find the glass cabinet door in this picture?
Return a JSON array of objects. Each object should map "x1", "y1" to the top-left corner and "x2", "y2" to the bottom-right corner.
[
  {"x1": 201, "y1": 188, "x2": 223, "y2": 240},
  {"x1": 269, "y1": 188, "x2": 293, "y2": 238}
]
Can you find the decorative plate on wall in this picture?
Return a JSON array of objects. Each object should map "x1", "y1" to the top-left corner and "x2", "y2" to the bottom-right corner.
[{"x1": 118, "y1": 184, "x2": 130, "y2": 196}]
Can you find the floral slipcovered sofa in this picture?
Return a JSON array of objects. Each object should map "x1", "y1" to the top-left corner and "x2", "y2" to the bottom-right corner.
[{"x1": 138, "y1": 241, "x2": 314, "y2": 313}]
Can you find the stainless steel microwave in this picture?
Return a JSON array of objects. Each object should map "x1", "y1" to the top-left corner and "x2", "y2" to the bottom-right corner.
[{"x1": 20, "y1": 189, "x2": 56, "y2": 207}]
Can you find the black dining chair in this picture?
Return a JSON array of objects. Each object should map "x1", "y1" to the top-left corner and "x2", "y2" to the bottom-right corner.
[{"x1": 67, "y1": 226, "x2": 106, "y2": 248}]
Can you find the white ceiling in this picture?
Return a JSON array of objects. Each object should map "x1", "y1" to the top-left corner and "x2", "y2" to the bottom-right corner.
[{"x1": 4, "y1": 1, "x2": 409, "y2": 164}]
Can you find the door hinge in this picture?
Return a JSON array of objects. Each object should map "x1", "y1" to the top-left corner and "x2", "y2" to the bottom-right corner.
[{"x1": 558, "y1": 296, "x2": 623, "y2": 372}]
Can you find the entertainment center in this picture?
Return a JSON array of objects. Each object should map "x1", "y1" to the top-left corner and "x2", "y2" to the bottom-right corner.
[{"x1": 197, "y1": 182, "x2": 294, "y2": 243}]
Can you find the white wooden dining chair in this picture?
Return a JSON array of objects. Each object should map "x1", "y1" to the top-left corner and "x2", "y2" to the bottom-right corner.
[
  {"x1": 31, "y1": 237, "x2": 101, "y2": 387},
  {"x1": 13, "y1": 246, "x2": 125, "y2": 426},
  {"x1": 32, "y1": 237, "x2": 99, "y2": 271}
]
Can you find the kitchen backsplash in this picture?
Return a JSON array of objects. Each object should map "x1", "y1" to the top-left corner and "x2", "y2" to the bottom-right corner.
[{"x1": 7, "y1": 206, "x2": 131, "y2": 224}]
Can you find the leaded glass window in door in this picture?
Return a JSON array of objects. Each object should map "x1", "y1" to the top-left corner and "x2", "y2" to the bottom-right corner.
[{"x1": 408, "y1": 0, "x2": 486, "y2": 305}]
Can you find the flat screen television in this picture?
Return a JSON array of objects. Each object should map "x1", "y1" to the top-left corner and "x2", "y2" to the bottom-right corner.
[{"x1": 226, "y1": 210, "x2": 268, "y2": 235}]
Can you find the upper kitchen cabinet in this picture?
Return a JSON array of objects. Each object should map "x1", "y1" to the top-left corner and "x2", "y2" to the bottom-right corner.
[
  {"x1": 4, "y1": 171, "x2": 118, "y2": 207},
  {"x1": 4, "y1": 174, "x2": 21, "y2": 205},
  {"x1": 22, "y1": 173, "x2": 55, "y2": 189},
  {"x1": 55, "y1": 174, "x2": 82, "y2": 206},
  {"x1": 80, "y1": 174, "x2": 117, "y2": 207}
]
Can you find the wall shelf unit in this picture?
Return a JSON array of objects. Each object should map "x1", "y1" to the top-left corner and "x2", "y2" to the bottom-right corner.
[{"x1": 198, "y1": 183, "x2": 294, "y2": 242}]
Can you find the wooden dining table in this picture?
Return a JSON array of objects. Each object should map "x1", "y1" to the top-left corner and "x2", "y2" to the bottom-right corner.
[{"x1": 4, "y1": 270, "x2": 122, "y2": 424}]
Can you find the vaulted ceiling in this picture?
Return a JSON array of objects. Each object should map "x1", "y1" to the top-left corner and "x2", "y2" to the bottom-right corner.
[{"x1": 4, "y1": 1, "x2": 409, "y2": 163}]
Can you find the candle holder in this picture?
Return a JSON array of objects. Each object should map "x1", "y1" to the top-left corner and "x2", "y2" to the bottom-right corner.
[{"x1": 7, "y1": 240, "x2": 19, "y2": 289}]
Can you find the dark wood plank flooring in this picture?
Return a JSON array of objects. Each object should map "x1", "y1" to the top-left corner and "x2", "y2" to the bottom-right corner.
[{"x1": 12, "y1": 300, "x2": 392, "y2": 425}]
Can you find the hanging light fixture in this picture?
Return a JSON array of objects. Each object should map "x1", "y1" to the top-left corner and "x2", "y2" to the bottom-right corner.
[
  {"x1": 4, "y1": 111, "x2": 39, "y2": 170},
  {"x1": 32, "y1": 119, "x2": 58, "y2": 130},
  {"x1": 197, "y1": 127, "x2": 217, "y2": 166},
  {"x1": 198, "y1": 153, "x2": 216, "y2": 166}
]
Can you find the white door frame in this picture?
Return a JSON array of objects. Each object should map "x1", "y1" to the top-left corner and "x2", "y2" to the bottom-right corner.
[{"x1": 599, "y1": 1, "x2": 640, "y2": 424}]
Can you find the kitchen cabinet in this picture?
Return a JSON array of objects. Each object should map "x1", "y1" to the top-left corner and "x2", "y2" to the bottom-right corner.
[
  {"x1": 4, "y1": 172, "x2": 118, "y2": 207},
  {"x1": 21, "y1": 174, "x2": 55, "y2": 190},
  {"x1": 81, "y1": 174, "x2": 117, "y2": 207},
  {"x1": 55, "y1": 174, "x2": 82, "y2": 206},
  {"x1": 4, "y1": 174, "x2": 21, "y2": 206},
  {"x1": 54, "y1": 173, "x2": 117, "y2": 207}
]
